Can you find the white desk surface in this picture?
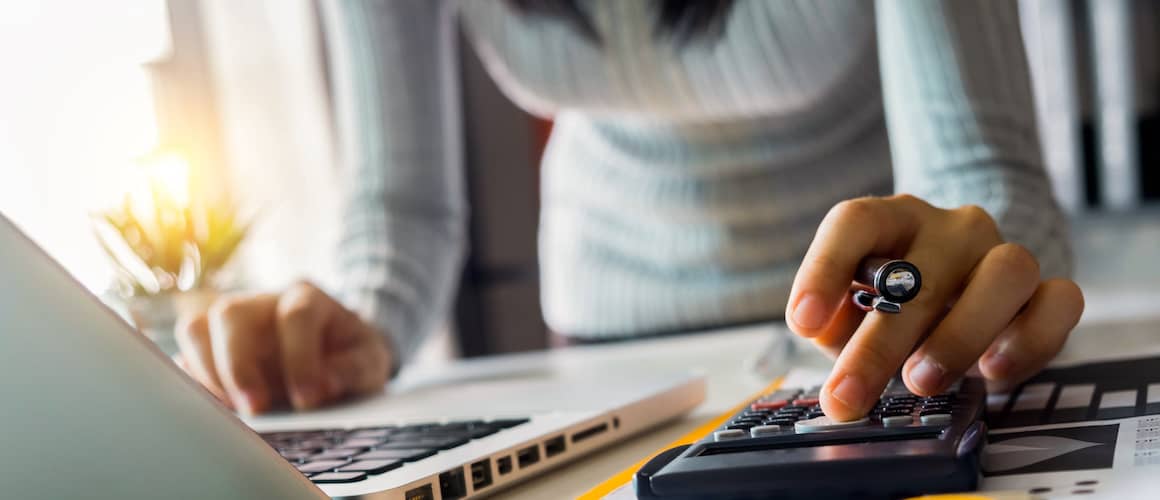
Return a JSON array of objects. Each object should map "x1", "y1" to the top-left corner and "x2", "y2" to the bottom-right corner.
[{"x1": 493, "y1": 212, "x2": 1160, "y2": 499}]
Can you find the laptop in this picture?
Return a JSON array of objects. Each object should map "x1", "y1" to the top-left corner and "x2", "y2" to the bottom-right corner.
[{"x1": 0, "y1": 213, "x2": 706, "y2": 499}]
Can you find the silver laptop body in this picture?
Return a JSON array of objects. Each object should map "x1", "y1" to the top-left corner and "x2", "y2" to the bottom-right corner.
[{"x1": 0, "y1": 213, "x2": 705, "y2": 499}]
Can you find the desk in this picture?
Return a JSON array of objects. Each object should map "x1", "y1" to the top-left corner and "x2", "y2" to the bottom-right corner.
[{"x1": 494, "y1": 212, "x2": 1160, "y2": 499}]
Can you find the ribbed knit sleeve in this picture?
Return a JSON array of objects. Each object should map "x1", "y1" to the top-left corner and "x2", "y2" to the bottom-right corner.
[
  {"x1": 877, "y1": 0, "x2": 1072, "y2": 278},
  {"x1": 320, "y1": 0, "x2": 466, "y2": 365}
]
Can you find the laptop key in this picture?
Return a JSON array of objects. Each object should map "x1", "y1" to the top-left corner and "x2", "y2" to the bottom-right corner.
[
  {"x1": 347, "y1": 428, "x2": 394, "y2": 439},
  {"x1": 310, "y1": 471, "x2": 368, "y2": 484},
  {"x1": 279, "y1": 450, "x2": 314, "y2": 462},
  {"x1": 337, "y1": 459, "x2": 402, "y2": 475},
  {"x1": 337, "y1": 438, "x2": 382, "y2": 449},
  {"x1": 288, "y1": 439, "x2": 334, "y2": 450},
  {"x1": 310, "y1": 448, "x2": 363, "y2": 460},
  {"x1": 297, "y1": 460, "x2": 348, "y2": 474},
  {"x1": 465, "y1": 427, "x2": 500, "y2": 439},
  {"x1": 357, "y1": 448, "x2": 437, "y2": 462},
  {"x1": 380, "y1": 437, "x2": 468, "y2": 450},
  {"x1": 488, "y1": 418, "x2": 530, "y2": 429},
  {"x1": 438, "y1": 420, "x2": 487, "y2": 431},
  {"x1": 397, "y1": 422, "x2": 441, "y2": 433}
]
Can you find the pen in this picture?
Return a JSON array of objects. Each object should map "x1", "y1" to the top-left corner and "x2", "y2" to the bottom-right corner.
[{"x1": 851, "y1": 257, "x2": 922, "y2": 314}]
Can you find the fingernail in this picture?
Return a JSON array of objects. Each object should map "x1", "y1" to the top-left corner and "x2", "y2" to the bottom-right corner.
[
  {"x1": 792, "y1": 294, "x2": 829, "y2": 331},
  {"x1": 829, "y1": 374, "x2": 866, "y2": 413},
  {"x1": 984, "y1": 350, "x2": 1015, "y2": 378},
  {"x1": 909, "y1": 357, "x2": 946, "y2": 394}
]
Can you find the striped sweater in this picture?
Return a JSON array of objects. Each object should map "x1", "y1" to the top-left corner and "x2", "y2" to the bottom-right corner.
[{"x1": 320, "y1": 0, "x2": 1071, "y2": 364}]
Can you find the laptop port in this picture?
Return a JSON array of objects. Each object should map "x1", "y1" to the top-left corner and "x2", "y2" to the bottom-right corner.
[
  {"x1": 404, "y1": 484, "x2": 434, "y2": 500},
  {"x1": 497, "y1": 456, "x2": 513, "y2": 475},
  {"x1": 544, "y1": 435, "x2": 566, "y2": 457},
  {"x1": 438, "y1": 468, "x2": 467, "y2": 500},
  {"x1": 516, "y1": 445, "x2": 540, "y2": 468},
  {"x1": 470, "y1": 459, "x2": 493, "y2": 490},
  {"x1": 571, "y1": 422, "x2": 608, "y2": 443}
]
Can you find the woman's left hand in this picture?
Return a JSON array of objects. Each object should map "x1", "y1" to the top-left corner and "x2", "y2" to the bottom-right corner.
[{"x1": 786, "y1": 194, "x2": 1084, "y2": 422}]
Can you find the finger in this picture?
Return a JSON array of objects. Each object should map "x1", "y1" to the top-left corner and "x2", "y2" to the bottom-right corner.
[
  {"x1": 978, "y1": 279, "x2": 1084, "y2": 392},
  {"x1": 903, "y1": 243, "x2": 1040, "y2": 396},
  {"x1": 787, "y1": 196, "x2": 921, "y2": 337},
  {"x1": 210, "y1": 294, "x2": 279, "y2": 415},
  {"x1": 175, "y1": 314, "x2": 230, "y2": 404},
  {"x1": 324, "y1": 320, "x2": 391, "y2": 400},
  {"x1": 810, "y1": 296, "x2": 867, "y2": 359},
  {"x1": 276, "y1": 282, "x2": 333, "y2": 410},
  {"x1": 821, "y1": 225, "x2": 993, "y2": 421}
]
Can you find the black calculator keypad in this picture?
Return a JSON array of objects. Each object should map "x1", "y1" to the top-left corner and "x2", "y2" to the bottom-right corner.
[
  {"x1": 707, "y1": 379, "x2": 962, "y2": 443},
  {"x1": 637, "y1": 377, "x2": 986, "y2": 500}
]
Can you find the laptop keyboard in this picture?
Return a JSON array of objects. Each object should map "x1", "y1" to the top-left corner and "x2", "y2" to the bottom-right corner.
[{"x1": 261, "y1": 419, "x2": 529, "y2": 484}]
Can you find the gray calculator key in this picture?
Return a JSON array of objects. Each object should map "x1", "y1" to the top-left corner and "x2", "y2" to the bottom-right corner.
[
  {"x1": 919, "y1": 413, "x2": 952, "y2": 425},
  {"x1": 749, "y1": 425, "x2": 787, "y2": 437},
  {"x1": 794, "y1": 416, "x2": 869, "y2": 433},
  {"x1": 880, "y1": 414, "x2": 913, "y2": 427},
  {"x1": 714, "y1": 429, "x2": 747, "y2": 441}
]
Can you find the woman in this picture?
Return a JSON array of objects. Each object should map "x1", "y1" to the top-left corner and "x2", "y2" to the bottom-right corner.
[{"x1": 176, "y1": 0, "x2": 1083, "y2": 423}]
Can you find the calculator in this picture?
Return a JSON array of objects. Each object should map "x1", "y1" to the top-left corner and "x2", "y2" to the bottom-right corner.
[{"x1": 634, "y1": 377, "x2": 987, "y2": 499}]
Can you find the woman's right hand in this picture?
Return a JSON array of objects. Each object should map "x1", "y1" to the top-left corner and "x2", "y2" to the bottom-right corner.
[{"x1": 175, "y1": 282, "x2": 393, "y2": 415}]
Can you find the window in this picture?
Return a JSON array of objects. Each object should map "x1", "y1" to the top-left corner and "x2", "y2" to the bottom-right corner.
[{"x1": 0, "y1": 1, "x2": 169, "y2": 292}]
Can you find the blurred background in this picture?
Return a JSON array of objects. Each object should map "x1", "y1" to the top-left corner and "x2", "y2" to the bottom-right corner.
[{"x1": 0, "y1": 0, "x2": 1157, "y2": 360}]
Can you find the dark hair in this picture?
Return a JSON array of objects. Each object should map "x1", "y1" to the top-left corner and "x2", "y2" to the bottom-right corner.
[{"x1": 506, "y1": 0, "x2": 736, "y2": 46}]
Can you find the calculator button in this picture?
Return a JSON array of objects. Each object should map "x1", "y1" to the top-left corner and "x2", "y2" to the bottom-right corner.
[
  {"x1": 750, "y1": 425, "x2": 787, "y2": 437},
  {"x1": 727, "y1": 422, "x2": 756, "y2": 431},
  {"x1": 881, "y1": 414, "x2": 913, "y2": 427},
  {"x1": 751, "y1": 400, "x2": 789, "y2": 411},
  {"x1": 792, "y1": 398, "x2": 820, "y2": 407},
  {"x1": 919, "y1": 413, "x2": 952, "y2": 425},
  {"x1": 714, "y1": 429, "x2": 747, "y2": 441},
  {"x1": 794, "y1": 416, "x2": 870, "y2": 433}
]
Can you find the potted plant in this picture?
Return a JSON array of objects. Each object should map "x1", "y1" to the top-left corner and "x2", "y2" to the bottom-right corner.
[{"x1": 92, "y1": 151, "x2": 248, "y2": 356}]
